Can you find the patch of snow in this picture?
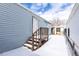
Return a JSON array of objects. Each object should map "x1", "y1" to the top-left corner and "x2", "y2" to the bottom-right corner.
[
  {"x1": 0, "y1": 47, "x2": 38, "y2": 56},
  {"x1": 0, "y1": 35, "x2": 71, "y2": 56},
  {"x1": 33, "y1": 35, "x2": 71, "y2": 56}
]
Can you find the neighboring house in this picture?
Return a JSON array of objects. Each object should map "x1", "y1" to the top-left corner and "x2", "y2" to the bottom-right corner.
[
  {"x1": 0, "y1": 3, "x2": 51, "y2": 53},
  {"x1": 51, "y1": 26, "x2": 64, "y2": 35},
  {"x1": 50, "y1": 19, "x2": 66, "y2": 35},
  {"x1": 66, "y1": 3, "x2": 79, "y2": 55}
]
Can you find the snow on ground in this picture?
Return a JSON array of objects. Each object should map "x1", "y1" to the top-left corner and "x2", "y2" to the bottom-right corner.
[
  {"x1": 0, "y1": 47, "x2": 38, "y2": 56},
  {"x1": 33, "y1": 35, "x2": 71, "y2": 56},
  {"x1": 0, "y1": 35, "x2": 71, "y2": 56}
]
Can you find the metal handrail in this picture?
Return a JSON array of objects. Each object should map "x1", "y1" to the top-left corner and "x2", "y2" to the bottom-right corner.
[
  {"x1": 66, "y1": 36, "x2": 79, "y2": 56},
  {"x1": 67, "y1": 36, "x2": 79, "y2": 49}
]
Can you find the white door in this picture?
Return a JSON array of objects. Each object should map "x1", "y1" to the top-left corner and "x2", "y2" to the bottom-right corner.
[{"x1": 33, "y1": 17, "x2": 39, "y2": 33}]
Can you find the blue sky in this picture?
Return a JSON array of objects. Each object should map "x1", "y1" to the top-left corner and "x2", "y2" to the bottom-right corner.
[
  {"x1": 22, "y1": 3, "x2": 53, "y2": 13},
  {"x1": 21, "y1": 3, "x2": 74, "y2": 21}
]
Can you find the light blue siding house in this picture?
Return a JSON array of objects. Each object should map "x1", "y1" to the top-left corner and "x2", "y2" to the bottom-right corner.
[{"x1": 0, "y1": 3, "x2": 51, "y2": 53}]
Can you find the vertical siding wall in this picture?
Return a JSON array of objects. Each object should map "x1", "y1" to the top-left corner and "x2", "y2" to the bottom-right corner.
[{"x1": 0, "y1": 4, "x2": 32, "y2": 53}]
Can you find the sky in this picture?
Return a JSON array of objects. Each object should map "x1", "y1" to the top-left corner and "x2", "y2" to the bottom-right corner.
[{"x1": 21, "y1": 3, "x2": 74, "y2": 22}]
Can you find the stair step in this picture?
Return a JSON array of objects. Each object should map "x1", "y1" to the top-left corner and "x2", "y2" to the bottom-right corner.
[
  {"x1": 34, "y1": 36, "x2": 40, "y2": 38},
  {"x1": 24, "y1": 44, "x2": 32, "y2": 47},
  {"x1": 27, "y1": 41, "x2": 39, "y2": 44},
  {"x1": 24, "y1": 44, "x2": 32, "y2": 49},
  {"x1": 33, "y1": 44, "x2": 38, "y2": 46},
  {"x1": 26, "y1": 41, "x2": 38, "y2": 46},
  {"x1": 24, "y1": 43, "x2": 37, "y2": 49},
  {"x1": 30, "y1": 38, "x2": 40, "y2": 41},
  {"x1": 29, "y1": 39, "x2": 40, "y2": 43},
  {"x1": 34, "y1": 38, "x2": 40, "y2": 40},
  {"x1": 27, "y1": 41, "x2": 32, "y2": 44}
]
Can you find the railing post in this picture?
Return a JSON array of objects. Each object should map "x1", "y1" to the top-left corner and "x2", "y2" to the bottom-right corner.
[
  {"x1": 68, "y1": 28, "x2": 70, "y2": 37},
  {"x1": 32, "y1": 34, "x2": 34, "y2": 51},
  {"x1": 72, "y1": 42, "x2": 78, "y2": 56},
  {"x1": 46, "y1": 28, "x2": 48, "y2": 41},
  {"x1": 36, "y1": 29, "x2": 38, "y2": 46},
  {"x1": 39, "y1": 28, "x2": 42, "y2": 47}
]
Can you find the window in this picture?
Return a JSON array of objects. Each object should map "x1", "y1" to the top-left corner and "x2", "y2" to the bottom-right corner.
[
  {"x1": 33, "y1": 16, "x2": 39, "y2": 33},
  {"x1": 51, "y1": 28, "x2": 54, "y2": 34},
  {"x1": 68, "y1": 28, "x2": 70, "y2": 37},
  {"x1": 56, "y1": 28, "x2": 60, "y2": 32}
]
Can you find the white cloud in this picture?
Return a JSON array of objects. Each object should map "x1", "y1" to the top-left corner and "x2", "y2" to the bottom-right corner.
[
  {"x1": 40, "y1": 4, "x2": 74, "y2": 22},
  {"x1": 29, "y1": 3, "x2": 51, "y2": 14},
  {"x1": 23, "y1": 3, "x2": 75, "y2": 22}
]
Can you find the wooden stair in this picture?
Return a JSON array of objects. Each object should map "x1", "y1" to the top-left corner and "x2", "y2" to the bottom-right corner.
[
  {"x1": 24, "y1": 27, "x2": 49, "y2": 51},
  {"x1": 24, "y1": 44, "x2": 37, "y2": 50},
  {"x1": 24, "y1": 37, "x2": 40, "y2": 50}
]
